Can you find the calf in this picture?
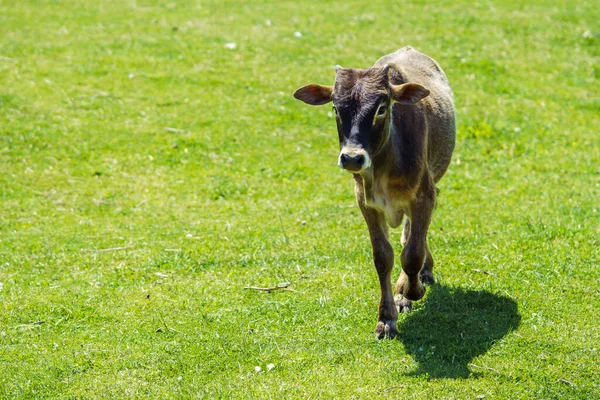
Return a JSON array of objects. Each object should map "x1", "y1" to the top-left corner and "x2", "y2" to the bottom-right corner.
[{"x1": 293, "y1": 47, "x2": 455, "y2": 339}]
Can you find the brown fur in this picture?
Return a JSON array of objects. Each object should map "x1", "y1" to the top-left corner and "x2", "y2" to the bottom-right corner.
[{"x1": 293, "y1": 47, "x2": 456, "y2": 339}]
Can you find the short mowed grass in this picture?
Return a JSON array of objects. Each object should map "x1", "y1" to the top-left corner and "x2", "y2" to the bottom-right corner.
[{"x1": 1, "y1": 0, "x2": 599, "y2": 398}]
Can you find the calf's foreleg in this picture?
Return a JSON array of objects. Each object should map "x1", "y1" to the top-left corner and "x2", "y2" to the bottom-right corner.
[
  {"x1": 395, "y1": 181, "x2": 436, "y2": 302},
  {"x1": 357, "y1": 195, "x2": 398, "y2": 339}
]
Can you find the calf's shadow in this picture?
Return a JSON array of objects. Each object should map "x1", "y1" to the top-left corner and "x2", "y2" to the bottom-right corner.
[{"x1": 397, "y1": 284, "x2": 520, "y2": 378}]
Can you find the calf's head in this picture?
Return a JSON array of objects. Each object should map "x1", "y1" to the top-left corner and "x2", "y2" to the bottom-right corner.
[{"x1": 294, "y1": 65, "x2": 430, "y2": 173}]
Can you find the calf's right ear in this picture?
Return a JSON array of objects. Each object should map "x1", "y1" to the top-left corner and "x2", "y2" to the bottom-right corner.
[{"x1": 293, "y1": 84, "x2": 333, "y2": 105}]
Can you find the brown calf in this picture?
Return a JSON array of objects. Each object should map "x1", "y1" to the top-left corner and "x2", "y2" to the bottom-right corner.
[{"x1": 293, "y1": 47, "x2": 455, "y2": 339}]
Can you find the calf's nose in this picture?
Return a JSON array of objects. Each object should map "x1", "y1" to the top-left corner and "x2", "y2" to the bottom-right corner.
[{"x1": 339, "y1": 152, "x2": 366, "y2": 172}]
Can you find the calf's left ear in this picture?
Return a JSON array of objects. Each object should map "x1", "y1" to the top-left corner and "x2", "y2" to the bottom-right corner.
[
  {"x1": 293, "y1": 84, "x2": 333, "y2": 105},
  {"x1": 391, "y1": 83, "x2": 430, "y2": 105}
]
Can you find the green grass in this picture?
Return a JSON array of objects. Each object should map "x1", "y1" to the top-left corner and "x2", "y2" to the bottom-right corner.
[{"x1": 1, "y1": 0, "x2": 599, "y2": 398}]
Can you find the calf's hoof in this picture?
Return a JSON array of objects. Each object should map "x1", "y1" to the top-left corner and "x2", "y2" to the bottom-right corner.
[
  {"x1": 395, "y1": 294, "x2": 412, "y2": 313},
  {"x1": 375, "y1": 320, "x2": 397, "y2": 340},
  {"x1": 420, "y1": 269, "x2": 435, "y2": 286}
]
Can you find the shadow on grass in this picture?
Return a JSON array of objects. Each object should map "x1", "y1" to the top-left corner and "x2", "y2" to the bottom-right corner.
[{"x1": 398, "y1": 285, "x2": 520, "y2": 378}]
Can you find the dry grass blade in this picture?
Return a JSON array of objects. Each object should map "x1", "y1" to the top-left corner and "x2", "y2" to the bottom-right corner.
[
  {"x1": 83, "y1": 245, "x2": 133, "y2": 252},
  {"x1": 469, "y1": 363, "x2": 501, "y2": 374},
  {"x1": 244, "y1": 282, "x2": 292, "y2": 292},
  {"x1": 472, "y1": 268, "x2": 497, "y2": 277},
  {"x1": 557, "y1": 379, "x2": 575, "y2": 386}
]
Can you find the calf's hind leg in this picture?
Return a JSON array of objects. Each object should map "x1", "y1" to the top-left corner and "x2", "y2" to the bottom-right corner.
[
  {"x1": 420, "y1": 185, "x2": 440, "y2": 285},
  {"x1": 420, "y1": 241, "x2": 435, "y2": 285}
]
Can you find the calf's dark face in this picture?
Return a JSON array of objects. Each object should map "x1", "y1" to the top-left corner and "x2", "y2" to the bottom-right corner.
[
  {"x1": 293, "y1": 65, "x2": 430, "y2": 173},
  {"x1": 332, "y1": 67, "x2": 391, "y2": 172}
]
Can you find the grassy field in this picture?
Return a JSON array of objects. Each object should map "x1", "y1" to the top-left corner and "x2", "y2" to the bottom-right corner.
[{"x1": 1, "y1": 0, "x2": 599, "y2": 398}]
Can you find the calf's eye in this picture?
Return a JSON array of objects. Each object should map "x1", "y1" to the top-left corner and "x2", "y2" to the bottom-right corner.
[{"x1": 377, "y1": 104, "x2": 387, "y2": 116}]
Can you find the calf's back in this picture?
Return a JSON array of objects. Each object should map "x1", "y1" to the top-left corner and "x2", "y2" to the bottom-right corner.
[{"x1": 375, "y1": 46, "x2": 455, "y2": 182}]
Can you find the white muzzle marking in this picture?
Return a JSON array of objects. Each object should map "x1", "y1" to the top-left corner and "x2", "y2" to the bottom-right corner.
[{"x1": 338, "y1": 147, "x2": 371, "y2": 172}]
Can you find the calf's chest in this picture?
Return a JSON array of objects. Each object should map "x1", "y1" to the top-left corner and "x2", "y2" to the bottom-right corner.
[{"x1": 362, "y1": 176, "x2": 410, "y2": 228}]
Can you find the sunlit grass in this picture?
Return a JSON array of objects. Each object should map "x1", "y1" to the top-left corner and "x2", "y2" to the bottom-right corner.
[{"x1": 1, "y1": 0, "x2": 599, "y2": 398}]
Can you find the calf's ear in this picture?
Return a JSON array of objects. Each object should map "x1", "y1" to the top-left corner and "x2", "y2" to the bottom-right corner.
[
  {"x1": 391, "y1": 83, "x2": 430, "y2": 105},
  {"x1": 293, "y1": 84, "x2": 333, "y2": 105}
]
